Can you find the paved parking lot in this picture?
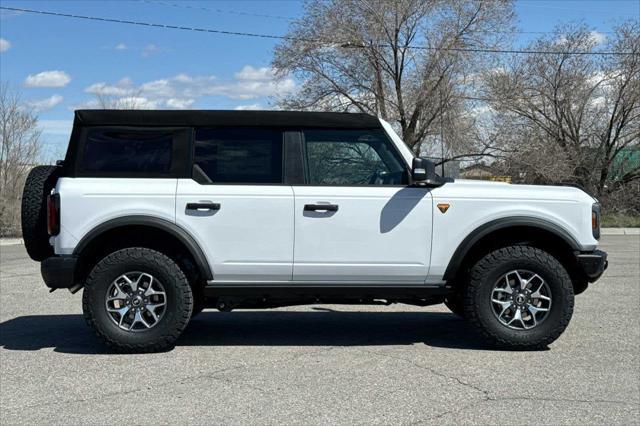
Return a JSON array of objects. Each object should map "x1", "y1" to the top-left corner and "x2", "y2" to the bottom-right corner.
[{"x1": 1, "y1": 235, "x2": 639, "y2": 425}]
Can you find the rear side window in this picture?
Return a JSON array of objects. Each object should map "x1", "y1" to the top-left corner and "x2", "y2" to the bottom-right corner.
[
  {"x1": 194, "y1": 128, "x2": 283, "y2": 184},
  {"x1": 81, "y1": 129, "x2": 173, "y2": 173}
]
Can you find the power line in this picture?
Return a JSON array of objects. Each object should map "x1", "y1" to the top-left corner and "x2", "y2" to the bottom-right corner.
[
  {"x1": 1, "y1": 6, "x2": 636, "y2": 56},
  {"x1": 141, "y1": 0, "x2": 615, "y2": 35},
  {"x1": 140, "y1": 0, "x2": 294, "y2": 22}
]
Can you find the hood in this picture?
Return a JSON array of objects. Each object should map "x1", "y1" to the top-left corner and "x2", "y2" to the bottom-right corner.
[{"x1": 439, "y1": 179, "x2": 596, "y2": 203}]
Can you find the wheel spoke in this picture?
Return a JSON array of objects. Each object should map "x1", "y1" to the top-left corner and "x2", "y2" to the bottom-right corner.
[
  {"x1": 508, "y1": 308, "x2": 523, "y2": 327},
  {"x1": 118, "y1": 308, "x2": 131, "y2": 327},
  {"x1": 528, "y1": 304, "x2": 549, "y2": 315},
  {"x1": 131, "y1": 310, "x2": 151, "y2": 329},
  {"x1": 107, "y1": 281, "x2": 128, "y2": 302},
  {"x1": 494, "y1": 286, "x2": 513, "y2": 295},
  {"x1": 527, "y1": 274, "x2": 544, "y2": 292},
  {"x1": 144, "y1": 286, "x2": 165, "y2": 298},
  {"x1": 531, "y1": 291, "x2": 550, "y2": 302},
  {"x1": 492, "y1": 299, "x2": 512, "y2": 319}
]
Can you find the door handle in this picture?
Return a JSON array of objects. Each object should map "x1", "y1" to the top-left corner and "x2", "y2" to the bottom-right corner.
[
  {"x1": 304, "y1": 203, "x2": 339, "y2": 212},
  {"x1": 186, "y1": 202, "x2": 220, "y2": 211}
]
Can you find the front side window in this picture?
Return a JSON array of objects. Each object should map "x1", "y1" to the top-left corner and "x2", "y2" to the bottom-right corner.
[
  {"x1": 81, "y1": 129, "x2": 173, "y2": 173},
  {"x1": 194, "y1": 128, "x2": 283, "y2": 184},
  {"x1": 303, "y1": 129, "x2": 407, "y2": 185}
]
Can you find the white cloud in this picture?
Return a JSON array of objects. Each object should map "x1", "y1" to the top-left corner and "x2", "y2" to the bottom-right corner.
[
  {"x1": 234, "y1": 103, "x2": 264, "y2": 111},
  {"x1": 142, "y1": 43, "x2": 160, "y2": 58},
  {"x1": 28, "y1": 94, "x2": 64, "y2": 111},
  {"x1": 0, "y1": 38, "x2": 10, "y2": 53},
  {"x1": 115, "y1": 43, "x2": 128, "y2": 50},
  {"x1": 166, "y1": 98, "x2": 195, "y2": 109},
  {"x1": 235, "y1": 66, "x2": 275, "y2": 81},
  {"x1": 589, "y1": 31, "x2": 607, "y2": 45},
  {"x1": 85, "y1": 77, "x2": 135, "y2": 96},
  {"x1": 117, "y1": 96, "x2": 160, "y2": 109},
  {"x1": 82, "y1": 65, "x2": 296, "y2": 109},
  {"x1": 24, "y1": 70, "x2": 71, "y2": 88}
]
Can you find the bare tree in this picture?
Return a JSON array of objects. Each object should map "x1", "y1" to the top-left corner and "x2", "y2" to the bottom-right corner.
[
  {"x1": 93, "y1": 89, "x2": 147, "y2": 109},
  {"x1": 0, "y1": 83, "x2": 42, "y2": 236},
  {"x1": 273, "y1": 0, "x2": 515, "y2": 154},
  {"x1": 484, "y1": 22, "x2": 640, "y2": 194}
]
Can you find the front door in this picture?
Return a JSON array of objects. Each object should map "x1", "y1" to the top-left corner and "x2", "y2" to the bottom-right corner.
[
  {"x1": 176, "y1": 127, "x2": 294, "y2": 282},
  {"x1": 293, "y1": 129, "x2": 433, "y2": 283}
]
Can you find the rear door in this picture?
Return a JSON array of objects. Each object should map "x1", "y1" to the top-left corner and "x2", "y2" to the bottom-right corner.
[
  {"x1": 292, "y1": 129, "x2": 433, "y2": 283},
  {"x1": 176, "y1": 127, "x2": 294, "y2": 282}
]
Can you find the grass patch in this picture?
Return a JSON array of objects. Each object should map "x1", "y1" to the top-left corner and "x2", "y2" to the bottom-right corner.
[{"x1": 602, "y1": 213, "x2": 640, "y2": 228}]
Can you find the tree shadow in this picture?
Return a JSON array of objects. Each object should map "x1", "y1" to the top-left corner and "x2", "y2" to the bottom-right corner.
[{"x1": 0, "y1": 310, "x2": 531, "y2": 355}]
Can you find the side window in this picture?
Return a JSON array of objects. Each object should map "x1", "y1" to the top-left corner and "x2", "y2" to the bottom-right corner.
[
  {"x1": 194, "y1": 128, "x2": 283, "y2": 184},
  {"x1": 81, "y1": 129, "x2": 173, "y2": 173},
  {"x1": 303, "y1": 129, "x2": 407, "y2": 185}
]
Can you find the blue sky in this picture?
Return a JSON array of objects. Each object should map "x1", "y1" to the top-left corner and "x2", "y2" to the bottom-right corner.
[{"x1": 0, "y1": 0, "x2": 638, "y2": 159}]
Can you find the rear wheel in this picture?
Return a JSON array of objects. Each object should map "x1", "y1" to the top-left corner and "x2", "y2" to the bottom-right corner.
[
  {"x1": 464, "y1": 245, "x2": 574, "y2": 350},
  {"x1": 82, "y1": 248, "x2": 193, "y2": 352}
]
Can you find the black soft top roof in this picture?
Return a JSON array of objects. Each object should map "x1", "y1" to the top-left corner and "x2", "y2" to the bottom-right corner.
[{"x1": 73, "y1": 110, "x2": 382, "y2": 129}]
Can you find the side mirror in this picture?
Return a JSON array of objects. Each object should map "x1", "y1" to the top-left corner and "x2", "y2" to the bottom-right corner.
[{"x1": 411, "y1": 157, "x2": 444, "y2": 187}]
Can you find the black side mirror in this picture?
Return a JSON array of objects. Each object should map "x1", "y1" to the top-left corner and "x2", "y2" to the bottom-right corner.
[{"x1": 411, "y1": 157, "x2": 444, "y2": 187}]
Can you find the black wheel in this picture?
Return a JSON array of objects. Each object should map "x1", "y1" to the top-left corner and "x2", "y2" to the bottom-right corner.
[
  {"x1": 82, "y1": 248, "x2": 193, "y2": 352},
  {"x1": 463, "y1": 245, "x2": 574, "y2": 350},
  {"x1": 444, "y1": 294, "x2": 464, "y2": 318},
  {"x1": 21, "y1": 165, "x2": 59, "y2": 261}
]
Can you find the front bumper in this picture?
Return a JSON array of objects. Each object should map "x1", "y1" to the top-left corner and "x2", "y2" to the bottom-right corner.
[
  {"x1": 41, "y1": 255, "x2": 77, "y2": 289},
  {"x1": 576, "y1": 250, "x2": 608, "y2": 282}
]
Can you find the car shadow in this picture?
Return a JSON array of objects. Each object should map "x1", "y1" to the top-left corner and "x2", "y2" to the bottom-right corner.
[{"x1": 0, "y1": 311, "x2": 526, "y2": 355}]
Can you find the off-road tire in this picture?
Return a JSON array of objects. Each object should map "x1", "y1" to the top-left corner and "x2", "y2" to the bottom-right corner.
[
  {"x1": 463, "y1": 245, "x2": 574, "y2": 350},
  {"x1": 21, "y1": 165, "x2": 59, "y2": 261},
  {"x1": 82, "y1": 248, "x2": 193, "y2": 352}
]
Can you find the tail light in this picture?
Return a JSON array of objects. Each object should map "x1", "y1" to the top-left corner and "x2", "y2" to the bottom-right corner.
[
  {"x1": 47, "y1": 193, "x2": 60, "y2": 236},
  {"x1": 591, "y1": 203, "x2": 601, "y2": 240}
]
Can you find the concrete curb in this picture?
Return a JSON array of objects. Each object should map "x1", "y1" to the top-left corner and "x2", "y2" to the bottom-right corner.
[
  {"x1": 0, "y1": 238, "x2": 24, "y2": 246},
  {"x1": 601, "y1": 228, "x2": 640, "y2": 235}
]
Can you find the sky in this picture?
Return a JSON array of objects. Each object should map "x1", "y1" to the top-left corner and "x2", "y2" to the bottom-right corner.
[{"x1": 0, "y1": 0, "x2": 638, "y2": 159}]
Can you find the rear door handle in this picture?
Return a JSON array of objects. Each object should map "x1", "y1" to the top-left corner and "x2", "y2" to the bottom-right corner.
[
  {"x1": 186, "y1": 202, "x2": 220, "y2": 211},
  {"x1": 304, "y1": 203, "x2": 339, "y2": 212}
]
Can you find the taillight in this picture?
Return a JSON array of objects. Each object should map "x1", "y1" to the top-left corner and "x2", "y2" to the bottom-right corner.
[
  {"x1": 47, "y1": 193, "x2": 60, "y2": 236},
  {"x1": 591, "y1": 203, "x2": 601, "y2": 240}
]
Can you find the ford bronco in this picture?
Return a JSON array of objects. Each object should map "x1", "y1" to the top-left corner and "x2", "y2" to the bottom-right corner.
[{"x1": 21, "y1": 110, "x2": 607, "y2": 352}]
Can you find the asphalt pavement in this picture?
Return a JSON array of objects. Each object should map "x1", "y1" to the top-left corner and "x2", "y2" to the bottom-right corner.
[{"x1": 1, "y1": 235, "x2": 639, "y2": 424}]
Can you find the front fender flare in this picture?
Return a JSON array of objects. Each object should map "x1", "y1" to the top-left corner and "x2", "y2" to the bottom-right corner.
[{"x1": 442, "y1": 216, "x2": 580, "y2": 281}]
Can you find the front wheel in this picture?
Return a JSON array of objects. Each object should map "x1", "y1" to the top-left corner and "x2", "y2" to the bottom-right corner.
[
  {"x1": 82, "y1": 248, "x2": 193, "y2": 352},
  {"x1": 463, "y1": 246, "x2": 574, "y2": 350}
]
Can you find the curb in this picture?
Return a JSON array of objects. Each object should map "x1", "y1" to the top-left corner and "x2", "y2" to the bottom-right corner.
[
  {"x1": 0, "y1": 238, "x2": 24, "y2": 246},
  {"x1": 601, "y1": 228, "x2": 640, "y2": 235}
]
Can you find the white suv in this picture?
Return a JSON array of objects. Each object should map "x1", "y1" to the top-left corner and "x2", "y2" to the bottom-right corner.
[{"x1": 21, "y1": 110, "x2": 607, "y2": 352}]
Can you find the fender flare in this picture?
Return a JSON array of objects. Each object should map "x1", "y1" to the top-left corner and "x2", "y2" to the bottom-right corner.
[
  {"x1": 73, "y1": 215, "x2": 213, "y2": 280},
  {"x1": 442, "y1": 216, "x2": 580, "y2": 281}
]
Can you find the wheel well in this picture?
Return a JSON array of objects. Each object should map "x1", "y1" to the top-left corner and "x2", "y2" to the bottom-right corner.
[
  {"x1": 74, "y1": 225, "x2": 207, "y2": 292},
  {"x1": 447, "y1": 226, "x2": 586, "y2": 294}
]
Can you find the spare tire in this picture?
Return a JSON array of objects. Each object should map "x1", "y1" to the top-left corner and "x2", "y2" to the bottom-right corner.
[{"x1": 21, "y1": 165, "x2": 59, "y2": 261}]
